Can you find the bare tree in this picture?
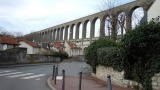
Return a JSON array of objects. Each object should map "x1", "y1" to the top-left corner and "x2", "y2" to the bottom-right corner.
[
  {"x1": 0, "y1": 27, "x2": 9, "y2": 36},
  {"x1": 24, "y1": 31, "x2": 37, "y2": 41},
  {"x1": 117, "y1": 12, "x2": 126, "y2": 38},
  {"x1": 11, "y1": 31, "x2": 24, "y2": 38},
  {"x1": 98, "y1": 0, "x2": 125, "y2": 40},
  {"x1": 98, "y1": 0, "x2": 145, "y2": 40},
  {"x1": 0, "y1": 27, "x2": 24, "y2": 38}
]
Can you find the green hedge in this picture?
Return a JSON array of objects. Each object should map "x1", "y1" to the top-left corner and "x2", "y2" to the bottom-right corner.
[
  {"x1": 121, "y1": 21, "x2": 160, "y2": 90},
  {"x1": 52, "y1": 51, "x2": 68, "y2": 61},
  {"x1": 97, "y1": 47, "x2": 123, "y2": 71},
  {"x1": 85, "y1": 20, "x2": 160, "y2": 90},
  {"x1": 84, "y1": 38, "x2": 116, "y2": 73}
]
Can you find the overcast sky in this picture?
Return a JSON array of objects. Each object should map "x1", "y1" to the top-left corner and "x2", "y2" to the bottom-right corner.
[{"x1": 0, "y1": 0, "x2": 135, "y2": 35}]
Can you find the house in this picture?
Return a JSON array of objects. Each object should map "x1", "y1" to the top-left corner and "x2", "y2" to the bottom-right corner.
[
  {"x1": 18, "y1": 39, "x2": 41, "y2": 54},
  {"x1": 52, "y1": 41, "x2": 65, "y2": 52},
  {"x1": 147, "y1": 0, "x2": 160, "y2": 21},
  {"x1": 64, "y1": 41, "x2": 82, "y2": 57},
  {"x1": 0, "y1": 36, "x2": 19, "y2": 51}
]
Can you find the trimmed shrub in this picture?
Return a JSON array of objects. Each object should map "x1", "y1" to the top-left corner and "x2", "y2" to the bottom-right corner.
[
  {"x1": 98, "y1": 47, "x2": 123, "y2": 71},
  {"x1": 84, "y1": 38, "x2": 116, "y2": 73},
  {"x1": 52, "y1": 51, "x2": 68, "y2": 61}
]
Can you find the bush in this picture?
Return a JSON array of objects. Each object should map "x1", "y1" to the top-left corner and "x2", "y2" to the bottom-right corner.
[
  {"x1": 121, "y1": 21, "x2": 160, "y2": 90},
  {"x1": 52, "y1": 51, "x2": 68, "y2": 61},
  {"x1": 84, "y1": 38, "x2": 116, "y2": 73},
  {"x1": 98, "y1": 47, "x2": 123, "y2": 71}
]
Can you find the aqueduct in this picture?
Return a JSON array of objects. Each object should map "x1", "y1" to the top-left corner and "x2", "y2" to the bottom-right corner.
[{"x1": 25, "y1": 0, "x2": 154, "y2": 48}]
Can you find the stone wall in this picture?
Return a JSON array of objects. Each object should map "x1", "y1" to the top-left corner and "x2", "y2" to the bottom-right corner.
[
  {"x1": 27, "y1": 54, "x2": 60, "y2": 63},
  {"x1": 152, "y1": 73, "x2": 160, "y2": 90},
  {"x1": 95, "y1": 65, "x2": 160, "y2": 90},
  {"x1": 0, "y1": 50, "x2": 17, "y2": 65},
  {"x1": 0, "y1": 48, "x2": 27, "y2": 65},
  {"x1": 0, "y1": 48, "x2": 60, "y2": 65}
]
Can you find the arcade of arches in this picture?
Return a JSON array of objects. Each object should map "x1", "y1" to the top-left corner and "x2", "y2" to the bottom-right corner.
[{"x1": 25, "y1": 0, "x2": 154, "y2": 50}]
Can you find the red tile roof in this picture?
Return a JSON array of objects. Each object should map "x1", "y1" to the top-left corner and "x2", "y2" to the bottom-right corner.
[
  {"x1": 53, "y1": 41, "x2": 65, "y2": 48},
  {"x1": 0, "y1": 36, "x2": 19, "y2": 45},
  {"x1": 55, "y1": 41, "x2": 61, "y2": 47},
  {"x1": 19, "y1": 39, "x2": 40, "y2": 48},
  {"x1": 67, "y1": 41, "x2": 76, "y2": 48},
  {"x1": 67, "y1": 41, "x2": 81, "y2": 49}
]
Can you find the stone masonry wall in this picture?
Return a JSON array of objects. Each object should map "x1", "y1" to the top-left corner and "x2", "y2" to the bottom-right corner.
[
  {"x1": 95, "y1": 65, "x2": 140, "y2": 88},
  {"x1": 27, "y1": 54, "x2": 60, "y2": 63},
  {"x1": 95, "y1": 65, "x2": 160, "y2": 90},
  {"x1": 152, "y1": 73, "x2": 160, "y2": 90}
]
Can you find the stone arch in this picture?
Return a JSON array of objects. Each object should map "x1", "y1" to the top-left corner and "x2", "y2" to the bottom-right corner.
[
  {"x1": 83, "y1": 20, "x2": 88, "y2": 39},
  {"x1": 50, "y1": 29, "x2": 53, "y2": 40},
  {"x1": 126, "y1": 6, "x2": 145, "y2": 30},
  {"x1": 47, "y1": 30, "x2": 50, "y2": 41},
  {"x1": 79, "y1": 23, "x2": 83, "y2": 39},
  {"x1": 40, "y1": 32, "x2": 43, "y2": 40},
  {"x1": 60, "y1": 27, "x2": 64, "y2": 41},
  {"x1": 42, "y1": 31, "x2": 45, "y2": 42},
  {"x1": 83, "y1": 20, "x2": 91, "y2": 38},
  {"x1": 38, "y1": 33, "x2": 41, "y2": 41},
  {"x1": 131, "y1": 6, "x2": 144, "y2": 29},
  {"x1": 64, "y1": 25, "x2": 69, "y2": 40},
  {"x1": 70, "y1": 24, "x2": 75, "y2": 40},
  {"x1": 56, "y1": 28, "x2": 60, "y2": 41},
  {"x1": 76, "y1": 22, "x2": 82, "y2": 39},
  {"x1": 102, "y1": 14, "x2": 112, "y2": 37},
  {"x1": 91, "y1": 17, "x2": 100, "y2": 38},
  {"x1": 95, "y1": 18, "x2": 100, "y2": 37},
  {"x1": 53, "y1": 29, "x2": 56, "y2": 41},
  {"x1": 36, "y1": 33, "x2": 39, "y2": 42},
  {"x1": 48, "y1": 29, "x2": 52, "y2": 41},
  {"x1": 116, "y1": 11, "x2": 126, "y2": 38},
  {"x1": 101, "y1": 14, "x2": 110, "y2": 37},
  {"x1": 44, "y1": 30, "x2": 47, "y2": 41}
]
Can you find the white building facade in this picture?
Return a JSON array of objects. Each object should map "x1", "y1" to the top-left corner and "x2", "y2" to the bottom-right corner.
[
  {"x1": 147, "y1": 0, "x2": 160, "y2": 21},
  {"x1": 64, "y1": 41, "x2": 82, "y2": 57},
  {"x1": 19, "y1": 40, "x2": 40, "y2": 54}
]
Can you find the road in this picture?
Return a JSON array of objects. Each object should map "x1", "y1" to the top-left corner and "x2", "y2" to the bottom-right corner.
[
  {"x1": 57, "y1": 62, "x2": 91, "y2": 76},
  {"x1": 0, "y1": 64, "x2": 57, "y2": 90},
  {"x1": 0, "y1": 62, "x2": 91, "y2": 90}
]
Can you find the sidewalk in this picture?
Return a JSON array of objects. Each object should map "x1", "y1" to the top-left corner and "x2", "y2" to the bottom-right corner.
[{"x1": 48, "y1": 76, "x2": 133, "y2": 90}]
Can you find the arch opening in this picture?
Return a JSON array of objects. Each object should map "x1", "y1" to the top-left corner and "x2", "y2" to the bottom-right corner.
[
  {"x1": 86, "y1": 21, "x2": 91, "y2": 38},
  {"x1": 68, "y1": 27, "x2": 70, "y2": 40},
  {"x1": 79, "y1": 23, "x2": 83, "y2": 39},
  {"x1": 104, "y1": 16, "x2": 112, "y2": 37},
  {"x1": 117, "y1": 12, "x2": 126, "y2": 38},
  {"x1": 131, "y1": 7, "x2": 144, "y2": 29},
  {"x1": 94, "y1": 18, "x2": 100, "y2": 37}
]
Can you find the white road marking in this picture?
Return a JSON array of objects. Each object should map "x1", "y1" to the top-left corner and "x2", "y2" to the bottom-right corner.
[
  {"x1": 0, "y1": 70, "x2": 16, "y2": 73},
  {"x1": 35, "y1": 78, "x2": 40, "y2": 80},
  {"x1": 7, "y1": 73, "x2": 34, "y2": 78},
  {"x1": 56, "y1": 76, "x2": 63, "y2": 80},
  {"x1": 0, "y1": 72, "x2": 23, "y2": 76},
  {"x1": 21, "y1": 74, "x2": 46, "y2": 79}
]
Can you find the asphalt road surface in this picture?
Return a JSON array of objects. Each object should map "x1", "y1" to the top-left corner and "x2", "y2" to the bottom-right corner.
[
  {"x1": 0, "y1": 62, "x2": 91, "y2": 90},
  {"x1": 0, "y1": 64, "x2": 57, "y2": 90}
]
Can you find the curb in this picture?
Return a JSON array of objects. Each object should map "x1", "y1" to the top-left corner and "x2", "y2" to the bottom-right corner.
[
  {"x1": 47, "y1": 76, "x2": 57, "y2": 90},
  {"x1": 0, "y1": 63, "x2": 58, "y2": 68}
]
